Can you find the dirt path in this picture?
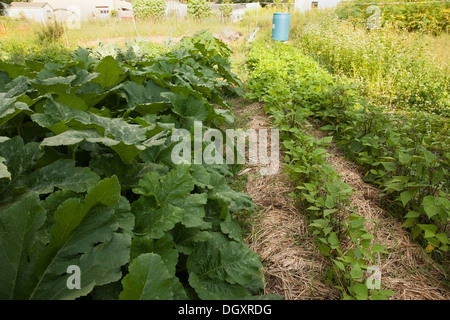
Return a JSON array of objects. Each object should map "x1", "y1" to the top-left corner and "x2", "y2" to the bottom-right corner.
[{"x1": 235, "y1": 100, "x2": 450, "y2": 300}]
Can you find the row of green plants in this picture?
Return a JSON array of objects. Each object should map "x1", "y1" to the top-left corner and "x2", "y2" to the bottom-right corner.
[
  {"x1": 246, "y1": 41, "x2": 396, "y2": 300},
  {"x1": 0, "y1": 32, "x2": 271, "y2": 300},
  {"x1": 297, "y1": 13, "x2": 450, "y2": 118},
  {"x1": 246, "y1": 39, "x2": 449, "y2": 292},
  {"x1": 336, "y1": 0, "x2": 450, "y2": 35}
]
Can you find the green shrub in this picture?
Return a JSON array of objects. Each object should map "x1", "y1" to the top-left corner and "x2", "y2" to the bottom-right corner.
[
  {"x1": 132, "y1": 0, "x2": 167, "y2": 19},
  {"x1": 219, "y1": 3, "x2": 233, "y2": 20},
  {"x1": 36, "y1": 19, "x2": 64, "y2": 44},
  {"x1": 188, "y1": 0, "x2": 211, "y2": 19},
  {"x1": 296, "y1": 14, "x2": 450, "y2": 117}
]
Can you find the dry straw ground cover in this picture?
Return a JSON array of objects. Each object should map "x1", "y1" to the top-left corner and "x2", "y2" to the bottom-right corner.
[
  {"x1": 314, "y1": 126, "x2": 450, "y2": 300},
  {"x1": 235, "y1": 101, "x2": 338, "y2": 300}
]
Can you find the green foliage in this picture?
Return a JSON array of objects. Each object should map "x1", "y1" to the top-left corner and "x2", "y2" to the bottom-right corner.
[
  {"x1": 132, "y1": 0, "x2": 167, "y2": 19},
  {"x1": 36, "y1": 20, "x2": 64, "y2": 44},
  {"x1": 298, "y1": 14, "x2": 450, "y2": 117},
  {"x1": 0, "y1": 32, "x2": 267, "y2": 300},
  {"x1": 336, "y1": 0, "x2": 450, "y2": 35},
  {"x1": 246, "y1": 41, "x2": 396, "y2": 300},
  {"x1": 247, "y1": 39, "x2": 450, "y2": 297},
  {"x1": 219, "y1": 3, "x2": 233, "y2": 20},
  {"x1": 188, "y1": 0, "x2": 212, "y2": 19}
]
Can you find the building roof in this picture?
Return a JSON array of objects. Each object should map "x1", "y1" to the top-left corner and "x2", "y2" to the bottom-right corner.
[{"x1": 9, "y1": 2, "x2": 51, "y2": 9}]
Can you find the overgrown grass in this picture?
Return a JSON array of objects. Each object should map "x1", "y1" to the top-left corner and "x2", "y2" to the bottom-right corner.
[{"x1": 294, "y1": 13, "x2": 449, "y2": 117}]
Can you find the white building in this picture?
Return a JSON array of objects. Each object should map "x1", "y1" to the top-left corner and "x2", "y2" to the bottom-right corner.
[
  {"x1": 32, "y1": 0, "x2": 132, "y2": 21},
  {"x1": 6, "y1": 2, "x2": 54, "y2": 24},
  {"x1": 294, "y1": 0, "x2": 343, "y2": 12}
]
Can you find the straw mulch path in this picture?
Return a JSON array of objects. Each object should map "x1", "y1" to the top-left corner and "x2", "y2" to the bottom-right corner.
[
  {"x1": 236, "y1": 102, "x2": 339, "y2": 299},
  {"x1": 236, "y1": 101, "x2": 450, "y2": 300}
]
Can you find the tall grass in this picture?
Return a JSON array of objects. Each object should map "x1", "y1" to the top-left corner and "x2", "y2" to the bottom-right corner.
[{"x1": 294, "y1": 13, "x2": 450, "y2": 117}]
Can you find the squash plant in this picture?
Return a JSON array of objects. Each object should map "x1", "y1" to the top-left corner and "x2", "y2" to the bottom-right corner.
[{"x1": 0, "y1": 32, "x2": 270, "y2": 300}]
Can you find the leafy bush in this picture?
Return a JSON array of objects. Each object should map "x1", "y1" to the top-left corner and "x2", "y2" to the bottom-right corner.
[
  {"x1": 188, "y1": 0, "x2": 211, "y2": 19},
  {"x1": 132, "y1": 0, "x2": 167, "y2": 19},
  {"x1": 297, "y1": 14, "x2": 450, "y2": 117},
  {"x1": 219, "y1": 3, "x2": 233, "y2": 20},
  {"x1": 0, "y1": 40, "x2": 71, "y2": 64},
  {"x1": 36, "y1": 20, "x2": 64, "y2": 44}
]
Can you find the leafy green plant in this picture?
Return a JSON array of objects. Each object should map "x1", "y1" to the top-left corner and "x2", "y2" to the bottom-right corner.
[
  {"x1": 0, "y1": 32, "x2": 268, "y2": 300},
  {"x1": 132, "y1": 0, "x2": 167, "y2": 19},
  {"x1": 297, "y1": 14, "x2": 450, "y2": 117},
  {"x1": 219, "y1": 3, "x2": 233, "y2": 21},
  {"x1": 188, "y1": 0, "x2": 211, "y2": 19},
  {"x1": 36, "y1": 20, "x2": 64, "y2": 44}
]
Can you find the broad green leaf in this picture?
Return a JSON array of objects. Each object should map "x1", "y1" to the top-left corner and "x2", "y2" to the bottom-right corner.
[
  {"x1": 381, "y1": 162, "x2": 396, "y2": 172},
  {"x1": 423, "y1": 149, "x2": 437, "y2": 164},
  {"x1": 369, "y1": 289, "x2": 396, "y2": 300},
  {"x1": 41, "y1": 129, "x2": 146, "y2": 163},
  {"x1": 327, "y1": 232, "x2": 339, "y2": 249},
  {"x1": 24, "y1": 159, "x2": 100, "y2": 194},
  {"x1": 350, "y1": 263, "x2": 363, "y2": 280},
  {"x1": 0, "y1": 137, "x2": 44, "y2": 191},
  {"x1": 418, "y1": 224, "x2": 437, "y2": 238},
  {"x1": 133, "y1": 165, "x2": 194, "y2": 206},
  {"x1": 162, "y1": 92, "x2": 209, "y2": 121},
  {"x1": 371, "y1": 243, "x2": 388, "y2": 254},
  {"x1": 70, "y1": 47, "x2": 97, "y2": 70},
  {"x1": 435, "y1": 233, "x2": 448, "y2": 245},
  {"x1": 350, "y1": 283, "x2": 368, "y2": 300},
  {"x1": 187, "y1": 232, "x2": 263, "y2": 299},
  {"x1": 132, "y1": 199, "x2": 185, "y2": 239},
  {"x1": 399, "y1": 190, "x2": 415, "y2": 207},
  {"x1": 0, "y1": 156, "x2": 10, "y2": 180},
  {"x1": 332, "y1": 259, "x2": 345, "y2": 271},
  {"x1": 0, "y1": 177, "x2": 132, "y2": 300},
  {"x1": 31, "y1": 97, "x2": 91, "y2": 134},
  {"x1": 0, "y1": 93, "x2": 31, "y2": 127},
  {"x1": 92, "y1": 56, "x2": 127, "y2": 89},
  {"x1": 120, "y1": 80, "x2": 170, "y2": 110},
  {"x1": 30, "y1": 75, "x2": 76, "y2": 95},
  {"x1": 28, "y1": 177, "x2": 130, "y2": 299},
  {"x1": 398, "y1": 151, "x2": 411, "y2": 164},
  {"x1": 119, "y1": 253, "x2": 173, "y2": 300},
  {"x1": 404, "y1": 211, "x2": 420, "y2": 218},
  {"x1": 0, "y1": 193, "x2": 46, "y2": 299},
  {"x1": 422, "y1": 196, "x2": 440, "y2": 218}
]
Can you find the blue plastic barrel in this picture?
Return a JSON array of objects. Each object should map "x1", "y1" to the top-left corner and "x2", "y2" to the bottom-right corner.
[{"x1": 272, "y1": 12, "x2": 290, "y2": 41}]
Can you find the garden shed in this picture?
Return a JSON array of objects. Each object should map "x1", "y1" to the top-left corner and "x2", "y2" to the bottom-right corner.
[{"x1": 7, "y1": 2, "x2": 54, "y2": 24}]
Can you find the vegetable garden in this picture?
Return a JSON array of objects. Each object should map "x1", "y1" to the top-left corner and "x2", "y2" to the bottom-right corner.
[{"x1": 0, "y1": 4, "x2": 449, "y2": 301}]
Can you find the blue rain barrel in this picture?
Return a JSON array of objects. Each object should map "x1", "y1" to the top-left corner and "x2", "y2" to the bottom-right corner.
[{"x1": 272, "y1": 12, "x2": 290, "y2": 41}]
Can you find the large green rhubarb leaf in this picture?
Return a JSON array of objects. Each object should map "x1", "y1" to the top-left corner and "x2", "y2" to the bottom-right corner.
[
  {"x1": 187, "y1": 232, "x2": 263, "y2": 299},
  {"x1": 119, "y1": 253, "x2": 173, "y2": 300},
  {"x1": 0, "y1": 176, "x2": 133, "y2": 300},
  {"x1": 92, "y1": 56, "x2": 128, "y2": 89}
]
